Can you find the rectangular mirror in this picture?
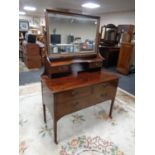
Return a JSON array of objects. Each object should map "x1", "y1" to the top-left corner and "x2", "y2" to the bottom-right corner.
[{"x1": 45, "y1": 9, "x2": 100, "y2": 58}]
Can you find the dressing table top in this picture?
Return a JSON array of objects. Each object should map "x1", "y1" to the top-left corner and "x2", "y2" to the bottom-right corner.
[{"x1": 41, "y1": 70, "x2": 119, "y2": 93}]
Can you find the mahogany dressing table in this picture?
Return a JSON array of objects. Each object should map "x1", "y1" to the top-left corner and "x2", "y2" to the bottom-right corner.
[{"x1": 41, "y1": 9, "x2": 119, "y2": 144}]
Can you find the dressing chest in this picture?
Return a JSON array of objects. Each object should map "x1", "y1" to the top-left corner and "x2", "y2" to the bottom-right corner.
[{"x1": 41, "y1": 9, "x2": 119, "y2": 144}]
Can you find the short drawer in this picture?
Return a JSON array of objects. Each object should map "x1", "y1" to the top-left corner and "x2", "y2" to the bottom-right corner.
[
  {"x1": 56, "y1": 86, "x2": 92, "y2": 102},
  {"x1": 89, "y1": 62, "x2": 102, "y2": 69},
  {"x1": 51, "y1": 66, "x2": 69, "y2": 74},
  {"x1": 93, "y1": 81, "x2": 117, "y2": 101}
]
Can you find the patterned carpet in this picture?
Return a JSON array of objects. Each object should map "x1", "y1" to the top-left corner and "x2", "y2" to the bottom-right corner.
[{"x1": 19, "y1": 83, "x2": 135, "y2": 155}]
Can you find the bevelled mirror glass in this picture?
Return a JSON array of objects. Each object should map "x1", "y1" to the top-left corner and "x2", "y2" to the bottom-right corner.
[{"x1": 45, "y1": 9, "x2": 100, "y2": 58}]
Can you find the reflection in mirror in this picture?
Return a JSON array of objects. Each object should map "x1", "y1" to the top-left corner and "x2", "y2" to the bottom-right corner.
[{"x1": 47, "y1": 13, "x2": 98, "y2": 56}]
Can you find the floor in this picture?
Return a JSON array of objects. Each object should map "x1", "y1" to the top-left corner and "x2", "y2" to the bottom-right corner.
[
  {"x1": 103, "y1": 67, "x2": 135, "y2": 95},
  {"x1": 19, "y1": 60, "x2": 135, "y2": 95}
]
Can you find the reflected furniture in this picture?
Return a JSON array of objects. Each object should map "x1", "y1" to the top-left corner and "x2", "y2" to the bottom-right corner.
[{"x1": 41, "y1": 9, "x2": 119, "y2": 144}]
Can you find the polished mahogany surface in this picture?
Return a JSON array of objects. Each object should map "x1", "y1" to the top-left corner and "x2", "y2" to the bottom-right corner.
[{"x1": 41, "y1": 70, "x2": 118, "y2": 93}]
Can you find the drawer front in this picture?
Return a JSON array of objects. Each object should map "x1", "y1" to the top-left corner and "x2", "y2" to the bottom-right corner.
[
  {"x1": 51, "y1": 66, "x2": 69, "y2": 74},
  {"x1": 56, "y1": 86, "x2": 92, "y2": 102},
  {"x1": 89, "y1": 62, "x2": 102, "y2": 69},
  {"x1": 55, "y1": 81, "x2": 118, "y2": 119},
  {"x1": 55, "y1": 96, "x2": 94, "y2": 118},
  {"x1": 93, "y1": 81, "x2": 117, "y2": 102}
]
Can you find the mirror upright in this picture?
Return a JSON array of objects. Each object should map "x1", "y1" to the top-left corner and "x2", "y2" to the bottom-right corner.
[{"x1": 45, "y1": 9, "x2": 100, "y2": 59}]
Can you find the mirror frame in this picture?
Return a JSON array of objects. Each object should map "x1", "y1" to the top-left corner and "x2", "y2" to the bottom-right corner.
[{"x1": 45, "y1": 8, "x2": 100, "y2": 59}]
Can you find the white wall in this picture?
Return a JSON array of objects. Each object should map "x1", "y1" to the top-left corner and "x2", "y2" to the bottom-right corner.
[
  {"x1": 100, "y1": 11, "x2": 135, "y2": 27},
  {"x1": 19, "y1": 15, "x2": 45, "y2": 28}
]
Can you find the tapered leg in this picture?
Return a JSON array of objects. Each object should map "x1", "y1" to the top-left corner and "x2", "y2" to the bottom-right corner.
[
  {"x1": 43, "y1": 104, "x2": 47, "y2": 123},
  {"x1": 53, "y1": 119, "x2": 58, "y2": 144},
  {"x1": 109, "y1": 99, "x2": 115, "y2": 118}
]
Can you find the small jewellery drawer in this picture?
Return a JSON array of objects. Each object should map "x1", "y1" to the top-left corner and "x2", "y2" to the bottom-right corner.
[
  {"x1": 51, "y1": 66, "x2": 69, "y2": 73},
  {"x1": 89, "y1": 62, "x2": 102, "y2": 68}
]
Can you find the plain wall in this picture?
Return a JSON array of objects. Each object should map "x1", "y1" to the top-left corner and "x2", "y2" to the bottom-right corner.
[{"x1": 100, "y1": 11, "x2": 135, "y2": 27}]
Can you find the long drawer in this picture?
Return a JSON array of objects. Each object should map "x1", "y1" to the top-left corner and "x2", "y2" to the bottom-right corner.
[{"x1": 55, "y1": 80, "x2": 118, "y2": 119}]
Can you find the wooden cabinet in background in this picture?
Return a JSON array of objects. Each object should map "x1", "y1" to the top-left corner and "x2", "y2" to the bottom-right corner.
[
  {"x1": 23, "y1": 42, "x2": 42, "y2": 69},
  {"x1": 99, "y1": 46, "x2": 120, "y2": 67},
  {"x1": 117, "y1": 25, "x2": 134, "y2": 43},
  {"x1": 116, "y1": 43, "x2": 134, "y2": 75}
]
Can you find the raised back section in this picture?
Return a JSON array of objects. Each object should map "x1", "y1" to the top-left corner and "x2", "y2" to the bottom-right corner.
[{"x1": 43, "y1": 9, "x2": 103, "y2": 78}]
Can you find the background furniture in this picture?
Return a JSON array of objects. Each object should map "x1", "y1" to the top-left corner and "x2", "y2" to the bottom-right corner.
[
  {"x1": 100, "y1": 24, "x2": 119, "y2": 46},
  {"x1": 116, "y1": 43, "x2": 135, "y2": 75},
  {"x1": 22, "y1": 42, "x2": 42, "y2": 69},
  {"x1": 99, "y1": 46, "x2": 120, "y2": 67},
  {"x1": 19, "y1": 31, "x2": 27, "y2": 60},
  {"x1": 116, "y1": 25, "x2": 135, "y2": 74},
  {"x1": 99, "y1": 24, "x2": 135, "y2": 69}
]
